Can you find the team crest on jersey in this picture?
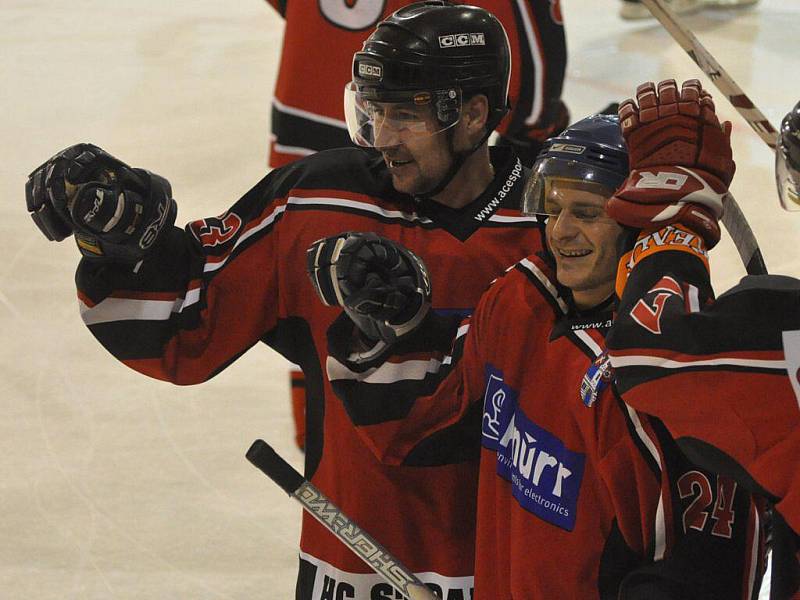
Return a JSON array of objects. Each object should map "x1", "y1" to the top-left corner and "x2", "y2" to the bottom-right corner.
[
  {"x1": 482, "y1": 366, "x2": 586, "y2": 531},
  {"x1": 630, "y1": 276, "x2": 684, "y2": 335},
  {"x1": 192, "y1": 212, "x2": 243, "y2": 248}
]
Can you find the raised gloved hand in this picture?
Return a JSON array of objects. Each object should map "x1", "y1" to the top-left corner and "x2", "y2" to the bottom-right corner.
[
  {"x1": 307, "y1": 232, "x2": 431, "y2": 345},
  {"x1": 606, "y1": 79, "x2": 735, "y2": 248},
  {"x1": 25, "y1": 143, "x2": 176, "y2": 262}
]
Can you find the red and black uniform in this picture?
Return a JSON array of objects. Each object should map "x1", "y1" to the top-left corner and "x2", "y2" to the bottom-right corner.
[
  {"x1": 263, "y1": 0, "x2": 568, "y2": 167},
  {"x1": 606, "y1": 227, "x2": 800, "y2": 598},
  {"x1": 75, "y1": 146, "x2": 539, "y2": 599},
  {"x1": 328, "y1": 250, "x2": 764, "y2": 598}
]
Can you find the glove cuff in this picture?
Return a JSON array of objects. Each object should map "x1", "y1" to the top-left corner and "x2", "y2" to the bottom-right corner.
[{"x1": 615, "y1": 224, "x2": 710, "y2": 298}]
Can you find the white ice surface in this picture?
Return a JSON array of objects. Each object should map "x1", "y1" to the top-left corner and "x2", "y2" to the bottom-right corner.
[{"x1": 2, "y1": 0, "x2": 797, "y2": 598}]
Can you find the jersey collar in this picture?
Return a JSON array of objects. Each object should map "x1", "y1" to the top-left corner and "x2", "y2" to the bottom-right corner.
[{"x1": 414, "y1": 146, "x2": 527, "y2": 241}]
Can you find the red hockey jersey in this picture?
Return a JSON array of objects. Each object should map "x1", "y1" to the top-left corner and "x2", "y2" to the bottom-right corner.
[
  {"x1": 607, "y1": 226, "x2": 800, "y2": 599},
  {"x1": 263, "y1": 0, "x2": 567, "y2": 167},
  {"x1": 608, "y1": 227, "x2": 800, "y2": 533},
  {"x1": 75, "y1": 146, "x2": 541, "y2": 598},
  {"x1": 327, "y1": 251, "x2": 764, "y2": 598}
]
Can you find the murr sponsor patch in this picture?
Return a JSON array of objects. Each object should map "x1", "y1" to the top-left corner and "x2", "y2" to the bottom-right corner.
[{"x1": 481, "y1": 366, "x2": 586, "y2": 531}]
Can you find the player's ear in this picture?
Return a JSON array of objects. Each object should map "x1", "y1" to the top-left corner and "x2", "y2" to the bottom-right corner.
[{"x1": 462, "y1": 94, "x2": 490, "y2": 140}]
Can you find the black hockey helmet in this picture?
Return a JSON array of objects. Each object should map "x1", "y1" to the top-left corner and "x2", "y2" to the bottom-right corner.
[
  {"x1": 776, "y1": 99, "x2": 800, "y2": 211},
  {"x1": 344, "y1": 0, "x2": 511, "y2": 148},
  {"x1": 522, "y1": 114, "x2": 629, "y2": 217}
]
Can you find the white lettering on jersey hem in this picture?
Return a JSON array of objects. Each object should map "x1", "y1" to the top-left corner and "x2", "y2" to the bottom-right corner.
[
  {"x1": 298, "y1": 551, "x2": 473, "y2": 599},
  {"x1": 327, "y1": 356, "x2": 443, "y2": 385}
]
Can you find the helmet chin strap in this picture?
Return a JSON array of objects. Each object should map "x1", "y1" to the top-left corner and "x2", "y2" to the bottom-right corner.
[{"x1": 414, "y1": 109, "x2": 506, "y2": 201}]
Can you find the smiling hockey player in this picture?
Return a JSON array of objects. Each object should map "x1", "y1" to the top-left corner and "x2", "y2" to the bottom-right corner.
[{"x1": 311, "y1": 111, "x2": 765, "y2": 598}]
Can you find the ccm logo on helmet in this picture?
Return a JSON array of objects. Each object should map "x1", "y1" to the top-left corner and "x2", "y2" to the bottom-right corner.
[
  {"x1": 358, "y1": 63, "x2": 382, "y2": 79},
  {"x1": 438, "y1": 32, "x2": 485, "y2": 48}
]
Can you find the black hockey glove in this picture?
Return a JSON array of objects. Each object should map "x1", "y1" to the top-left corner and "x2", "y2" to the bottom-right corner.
[
  {"x1": 25, "y1": 143, "x2": 177, "y2": 263},
  {"x1": 306, "y1": 232, "x2": 432, "y2": 346}
]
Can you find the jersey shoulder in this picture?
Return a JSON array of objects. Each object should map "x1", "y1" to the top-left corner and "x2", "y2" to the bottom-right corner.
[
  {"x1": 476, "y1": 252, "x2": 565, "y2": 326},
  {"x1": 269, "y1": 147, "x2": 404, "y2": 200}
]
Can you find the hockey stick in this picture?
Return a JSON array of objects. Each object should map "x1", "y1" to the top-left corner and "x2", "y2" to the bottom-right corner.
[
  {"x1": 720, "y1": 194, "x2": 767, "y2": 275},
  {"x1": 246, "y1": 439, "x2": 437, "y2": 600},
  {"x1": 639, "y1": 0, "x2": 769, "y2": 275},
  {"x1": 640, "y1": 0, "x2": 777, "y2": 149}
]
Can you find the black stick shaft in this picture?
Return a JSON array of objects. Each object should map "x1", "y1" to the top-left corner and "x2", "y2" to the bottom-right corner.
[{"x1": 246, "y1": 439, "x2": 437, "y2": 600}]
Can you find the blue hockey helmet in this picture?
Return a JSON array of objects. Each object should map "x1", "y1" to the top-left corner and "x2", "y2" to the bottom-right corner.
[{"x1": 522, "y1": 114, "x2": 629, "y2": 217}]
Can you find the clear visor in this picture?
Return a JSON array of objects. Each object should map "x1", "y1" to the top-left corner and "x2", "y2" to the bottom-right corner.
[
  {"x1": 343, "y1": 82, "x2": 462, "y2": 148},
  {"x1": 522, "y1": 158, "x2": 619, "y2": 223},
  {"x1": 776, "y1": 139, "x2": 800, "y2": 211}
]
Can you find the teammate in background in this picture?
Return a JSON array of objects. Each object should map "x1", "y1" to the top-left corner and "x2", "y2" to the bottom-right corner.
[
  {"x1": 263, "y1": 0, "x2": 568, "y2": 167},
  {"x1": 263, "y1": 0, "x2": 571, "y2": 449},
  {"x1": 619, "y1": 0, "x2": 759, "y2": 21},
  {"x1": 24, "y1": 4, "x2": 548, "y2": 597},
  {"x1": 603, "y1": 82, "x2": 800, "y2": 597},
  {"x1": 312, "y1": 113, "x2": 764, "y2": 597}
]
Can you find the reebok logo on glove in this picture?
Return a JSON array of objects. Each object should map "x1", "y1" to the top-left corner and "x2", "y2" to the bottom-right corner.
[{"x1": 634, "y1": 170, "x2": 689, "y2": 191}]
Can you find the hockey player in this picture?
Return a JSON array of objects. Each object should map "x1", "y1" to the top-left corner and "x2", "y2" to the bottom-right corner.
[
  {"x1": 312, "y1": 113, "x2": 765, "y2": 598},
  {"x1": 263, "y1": 0, "x2": 569, "y2": 167},
  {"x1": 263, "y1": 0, "x2": 570, "y2": 449},
  {"x1": 601, "y1": 81, "x2": 800, "y2": 597},
  {"x1": 23, "y1": 3, "x2": 545, "y2": 598}
]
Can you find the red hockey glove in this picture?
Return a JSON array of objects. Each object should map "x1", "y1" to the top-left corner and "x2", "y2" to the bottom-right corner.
[{"x1": 606, "y1": 79, "x2": 735, "y2": 248}]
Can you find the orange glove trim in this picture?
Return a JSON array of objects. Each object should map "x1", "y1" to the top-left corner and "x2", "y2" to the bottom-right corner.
[{"x1": 616, "y1": 224, "x2": 710, "y2": 298}]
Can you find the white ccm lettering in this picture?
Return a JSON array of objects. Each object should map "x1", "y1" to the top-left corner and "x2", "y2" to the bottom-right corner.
[{"x1": 438, "y1": 32, "x2": 486, "y2": 48}]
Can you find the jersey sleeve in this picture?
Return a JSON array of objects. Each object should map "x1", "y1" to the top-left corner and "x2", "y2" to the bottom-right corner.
[
  {"x1": 607, "y1": 226, "x2": 800, "y2": 536},
  {"x1": 326, "y1": 283, "x2": 502, "y2": 466},
  {"x1": 76, "y1": 170, "x2": 289, "y2": 385},
  {"x1": 495, "y1": 0, "x2": 568, "y2": 145},
  {"x1": 600, "y1": 389, "x2": 765, "y2": 600}
]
